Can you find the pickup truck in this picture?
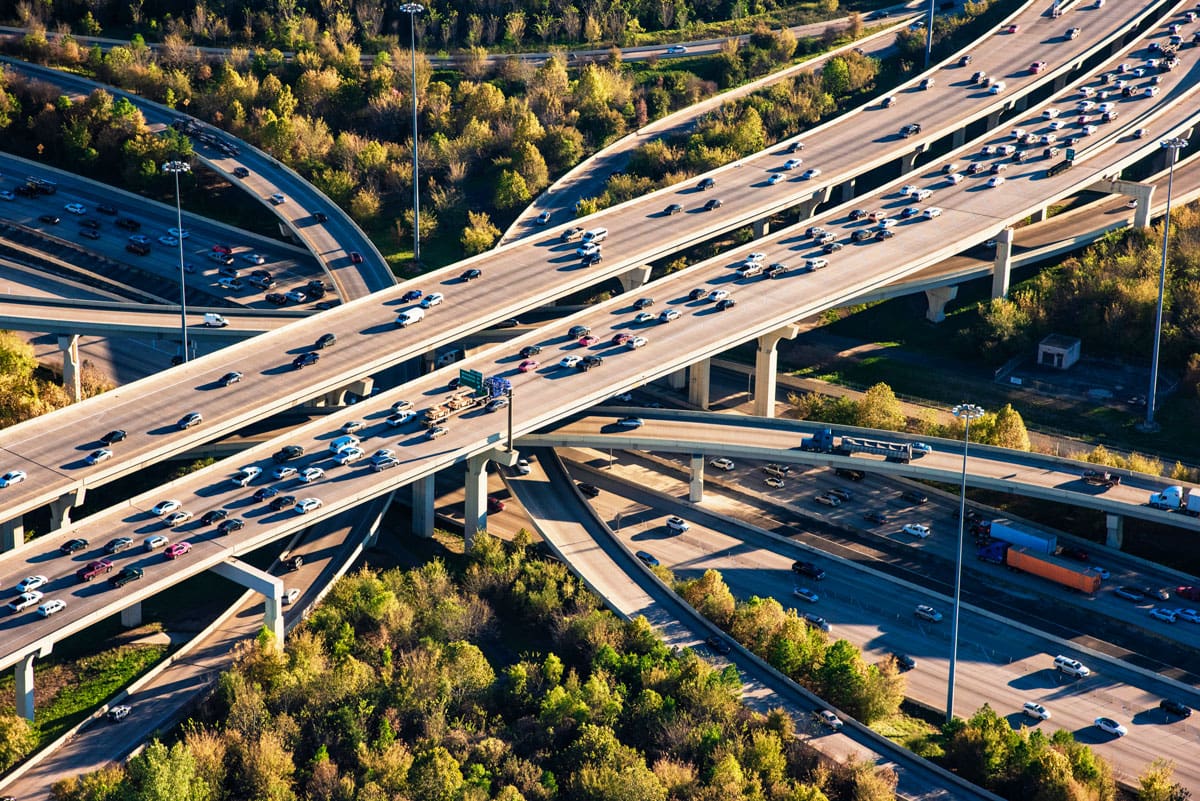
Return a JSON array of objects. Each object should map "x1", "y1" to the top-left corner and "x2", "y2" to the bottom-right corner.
[{"x1": 76, "y1": 559, "x2": 114, "y2": 582}]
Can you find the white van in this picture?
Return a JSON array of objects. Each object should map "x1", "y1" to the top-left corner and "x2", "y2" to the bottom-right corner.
[
  {"x1": 396, "y1": 308, "x2": 425, "y2": 327},
  {"x1": 329, "y1": 435, "x2": 360, "y2": 454},
  {"x1": 203, "y1": 313, "x2": 228, "y2": 328},
  {"x1": 581, "y1": 227, "x2": 608, "y2": 244},
  {"x1": 1053, "y1": 655, "x2": 1090, "y2": 677}
]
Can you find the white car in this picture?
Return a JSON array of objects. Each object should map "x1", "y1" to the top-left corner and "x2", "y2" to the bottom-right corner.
[
  {"x1": 801, "y1": 168, "x2": 821, "y2": 180},
  {"x1": 923, "y1": 207, "x2": 943, "y2": 219},
  {"x1": 876, "y1": 218, "x2": 898, "y2": 229},
  {"x1": 387, "y1": 411, "x2": 415, "y2": 426},
  {"x1": 65, "y1": 202, "x2": 86, "y2": 214},
  {"x1": 659, "y1": 309, "x2": 681, "y2": 323},
  {"x1": 987, "y1": 176, "x2": 1006, "y2": 188},
  {"x1": 794, "y1": 588, "x2": 819, "y2": 603},
  {"x1": 168, "y1": 227, "x2": 190, "y2": 239},
  {"x1": 272, "y1": 465, "x2": 297, "y2": 480},
  {"x1": 1176, "y1": 608, "x2": 1200, "y2": 623},
  {"x1": 1081, "y1": 124, "x2": 1098, "y2": 136},
  {"x1": 1066, "y1": 26, "x2": 1080, "y2": 39},
  {"x1": 144, "y1": 534, "x2": 169, "y2": 551},
  {"x1": 1077, "y1": 100, "x2": 1095, "y2": 112},
  {"x1": 106, "y1": 704, "x2": 132, "y2": 722},
  {"x1": 340, "y1": 420, "x2": 364, "y2": 434},
  {"x1": 710, "y1": 457, "x2": 735, "y2": 471},
  {"x1": 152, "y1": 499, "x2": 182, "y2": 516},
  {"x1": 420, "y1": 292, "x2": 444, "y2": 308},
  {"x1": 1149, "y1": 607, "x2": 1178, "y2": 623},
  {"x1": 945, "y1": 173, "x2": 964, "y2": 185},
  {"x1": 765, "y1": 476, "x2": 785, "y2": 489},
  {"x1": 231, "y1": 466, "x2": 261, "y2": 487},
  {"x1": 767, "y1": 173, "x2": 785, "y2": 185},
  {"x1": 627, "y1": 336, "x2": 648, "y2": 349},
  {"x1": 899, "y1": 184, "x2": 918, "y2": 197},
  {"x1": 914, "y1": 604, "x2": 943, "y2": 622},
  {"x1": 1094, "y1": 717, "x2": 1126, "y2": 737},
  {"x1": 989, "y1": 81, "x2": 1006, "y2": 94},
  {"x1": 333, "y1": 446, "x2": 365, "y2": 466},
  {"x1": 241, "y1": 253, "x2": 266, "y2": 265},
  {"x1": 1048, "y1": 120, "x2": 1064, "y2": 131},
  {"x1": 1022, "y1": 702, "x2": 1051, "y2": 720},
  {"x1": 16, "y1": 575, "x2": 48, "y2": 593},
  {"x1": 665, "y1": 516, "x2": 690, "y2": 533},
  {"x1": 283, "y1": 588, "x2": 302, "y2": 605},
  {"x1": 269, "y1": 193, "x2": 286, "y2": 205},
  {"x1": 1144, "y1": 86, "x2": 1159, "y2": 97},
  {"x1": 37, "y1": 599, "x2": 66, "y2": 617},
  {"x1": 1042, "y1": 108, "x2": 1060, "y2": 119},
  {"x1": 158, "y1": 235, "x2": 179, "y2": 246},
  {"x1": 709, "y1": 289, "x2": 730, "y2": 302},
  {"x1": 745, "y1": 252, "x2": 766, "y2": 263},
  {"x1": 912, "y1": 188, "x2": 932, "y2": 200},
  {"x1": 300, "y1": 467, "x2": 325, "y2": 483},
  {"x1": 783, "y1": 158, "x2": 803, "y2": 170},
  {"x1": 0, "y1": 470, "x2": 27, "y2": 488},
  {"x1": 294, "y1": 497, "x2": 323, "y2": 514},
  {"x1": 817, "y1": 710, "x2": 843, "y2": 730},
  {"x1": 516, "y1": 458, "x2": 532, "y2": 475},
  {"x1": 558, "y1": 356, "x2": 582, "y2": 369},
  {"x1": 666, "y1": 44, "x2": 688, "y2": 53},
  {"x1": 285, "y1": 290, "x2": 307, "y2": 303},
  {"x1": 8, "y1": 591, "x2": 43, "y2": 612},
  {"x1": 903, "y1": 523, "x2": 931, "y2": 538}
]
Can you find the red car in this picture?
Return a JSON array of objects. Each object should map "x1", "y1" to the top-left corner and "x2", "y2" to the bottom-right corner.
[
  {"x1": 578, "y1": 335, "x2": 599, "y2": 347},
  {"x1": 1005, "y1": 23, "x2": 1019, "y2": 33},
  {"x1": 1029, "y1": 60, "x2": 1046, "y2": 73},
  {"x1": 1178, "y1": 586, "x2": 1200, "y2": 601},
  {"x1": 518, "y1": 359, "x2": 538, "y2": 372},
  {"x1": 212, "y1": 244, "x2": 233, "y2": 254},
  {"x1": 487, "y1": 496, "x2": 505, "y2": 513},
  {"x1": 165, "y1": 541, "x2": 192, "y2": 559}
]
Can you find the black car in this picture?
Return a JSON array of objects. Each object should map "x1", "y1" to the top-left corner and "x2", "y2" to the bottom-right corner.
[
  {"x1": 519, "y1": 345, "x2": 542, "y2": 358},
  {"x1": 104, "y1": 537, "x2": 133, "y2": 554},
  {"x1": 705, "y1": 635, "x2": 732, "y2": 655},
  {"x1": 232, "y1": 166, "x2": 250, "y2": 178},
  {"x1": 901, "y1": 490, "x2": 927, "y2": 504},
  {"x1": 265, "y1": 293, "x2": 288, "y2": 306},
  {"x1": 715, "y1": 298, "x2": 737, "y2": 311},
  {"x1": 199, "y1": 510, "x2": 228, "y2": 526},
  {"x1": 313, "y1": 211, "x2": 328, "y2": 222},
  {"x1": 560, "y1": 226, "x2": 584, "y2": 242},
  {"x1": 314, "y1": 300, "x2": 341, "y2": 310},
  {"x1": 273, "y1": 445, "x2": 305, "y2": 463},
  {"x1": 582, "y1": 251, "x2": 603, "y2": 265},
  {"x1": 287, "y1": 554, "x2": 304, "y2": 571},
  {"x1": 1159, "y1": 699, "x2": 1192, "y2": 718},
  {"x1": 60, "y1": 538, "x2": 88, "y2": 554},
  {"x1": 115, "y1": 217, "x2": 141, "y2": 230},
  {"x1": 822, "y1": 242, "x2": 843, "y2": 253},
  {"x1": 633, "y1": 297, "x2": 654, "y2": 310},
  {"x1": 96, "y1": 203, "x2": 118, "y2": 215},
  {"x1": 100, "y1": 429, "x2": 127, "y2": 445},
  {"x1": 38, "y1": 214, "x2": 60, "y2": 225},
  {"x1": 664, "y1": 203, "x2": 683, "y2": 215},
  {"x1": 315, "y1": 333, "x2": 337, "y2": 349},
  {"x1": 891, "y1": 652, "x2": 916, "y2": 671},
  {"x1": 305, "y1": 280, "x2": 328, "y2": 299},
  {"x1": 220, "y1": 371, "x2": 243, "y2": 386},
  {"x1": 851, "y1": 229, "x2": 873, "y2": 242},
  {"x1": 460, "y1": 268, "x2": 482, "y2": 281},
  {"x1": 792, "y1": 560, "x2": 826, "y2": 580},
  {"x1": 292, "y1": 352, "x2": 320, "y2": 369},
  {"x1": 108, "y1": 567, "x2": 144, "y2": 588},
  {"x1": 688, "y1": 288, "x2": 709, "y2": 301},
  {"x1": 217, "y1": 518, "x2": 246, "y2": 535},
  {"x1": 270, "y1": 494, "x2": 297, "y2": 511},
  {"x1": 703, "y1": 198, "x2": 723, "y2": 210},
  {"x1": 863, "y1": 510, "x2": 888, "y2": 524},
  {"x1": 253, "y1": 486, "x2": 280, "y2": 502},
  {"x1": 900, "y1": 123, "x2": 922, "y2": 137},
  {"x1": 578, "y1": 355, "x2": 604, "y2": 370},
  {"x1": 81, "y1": 218, "x2": 101, "y2": 229},
  {"x1": 697, "y1": 177, "x2": 716, "y2": 190},
  {"x1": 1060, "y1": 547, "x2": 1090, "y2": 562},
  {"x1": 848, "y1": 209, "x2": 868, "y2": 221},
  {"x1": 577, "y1": 482, "x2": 600, "y2": 498},
  {"x1": 874, "y1": 229, "x2": 895, "y2": 241},
  {"x1": 835, "y1": 468, "x2": 865, "y2": 481},
  {"x1": 766, "y1": 263, "x2": 788, "y2": 279}
]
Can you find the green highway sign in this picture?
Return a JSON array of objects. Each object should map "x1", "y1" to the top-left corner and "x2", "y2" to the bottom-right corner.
[{"x1": 460, "y1": 368, "x2": 484, "y2": 393}]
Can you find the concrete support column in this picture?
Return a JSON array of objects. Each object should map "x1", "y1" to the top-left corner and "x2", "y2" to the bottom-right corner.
[
  {"x1": 688, "y1": 358, "x2": 711, "y2": 409},
  {"x1": 986, "y1": 110, "x2": 1002, "y2": 130},
  {"x1": 1, "y1": 517, "x2": 24, "y2": 552},
  {"x1": 952, "y1": 127, "x2": 966, "y2": 149},
  {"x1": 1105, "y1": 514, "x2": 1124, "y2": 549},
  {"x1": 1014, "y1": 94, "x2": 1028, "y2": 113},
  {"x1": 58, "y1": 335, "x2": 81, "y2": 403},
  {"x1": 752, "y1": 217, "x2": 770, "y2": 238},
  {"x1": 121, "y1": 603, "x2": 143, "y2": 628},
  {"x1": 754, "y1": 324, "x2": 799, "y2": 418},
  {"x1": 462, "y1": 447, "x2": 520, "y2": 549},
  {"x1": 49, "y1": 488, "x2": 84, "y2": 533},
  {"x1": 422, "y1": 350, "x2": 437, "y2": 375},
  {"x1": 796, "y1": 197, "x2": 819, "y2": 220},
  {"x1": 1030, "y1": 207, "x2": 1047, "y2": 223},
  {"x1": 15, "y1": 653, "x2": 35, "y2": 721},
  {"x1": 689, "y1": 454, "x2": 704, "y2": 502},
  {"x1": 840, "y1": 177, "x2": 856, "y2": 203},
  {"x1": 1090, "y1": 179, "x2": 1154, "y2": 228},
  {"x1": 411, "y1": 475, "x2": 435, "y2": 538},
  {"x1": 924, "y1": 285, "x2": 959, "y2": 323},
  {"x1": 899, "y1": 150, "x2": 920, "y2": 175},
  {"x1": 210, "y1": 559, "x2": 284, "y2": 645},
  {"x1": 991, "y1": 227, "x2": 1014, "y2": 299},
  {"x1": 618, "y1": 265, "x2": 653, "y2": 294},
  {"x1": 666, "y1": 369, "x2": 686, "y2": 390}
]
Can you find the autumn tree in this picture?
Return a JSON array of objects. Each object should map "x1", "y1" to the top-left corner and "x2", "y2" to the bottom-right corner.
[
  {"x1": 988, "y1": 403, "x2": 1031, "y2": 450},
  {"x1": 461, "y1": 211, "x2": 500, "y2": 255},
  {"x1": 1137, "y1": 759, "x2": 1191, "y2": 801},
  {"x1": 855, "y1": 382, "x2": 906, "y2": 431}
]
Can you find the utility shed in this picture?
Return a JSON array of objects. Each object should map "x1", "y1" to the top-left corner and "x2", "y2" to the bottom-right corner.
[{"x1": 1038, "y1": 334, "x2": 1080, "y2": 370}]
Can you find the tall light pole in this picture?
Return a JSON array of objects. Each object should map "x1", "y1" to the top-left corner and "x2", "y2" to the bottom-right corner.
[
  {"x1": 400, "y1": 2, "x2": 425, "y2": 265},
  {"x1": 924, "y1": 0, "x2": 935, "y2": 68},
  {"x1": 162, "y1": 160, "x2": 191, "y2": 364},
  {"x1": 947, "y1": 402, "x2": 984, "y2": 724},
  {"x1": 1143, "y1": 136, "x2": 1188, "y2": 431}
]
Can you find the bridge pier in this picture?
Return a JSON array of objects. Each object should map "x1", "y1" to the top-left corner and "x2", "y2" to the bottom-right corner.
[
  {"x1": 753, "y1": 217, "x2": 771, "y2": 238},
  {"x1": 211, "y1": 559, "x2": 284, "y2": 645},
  {"x1": 899, "y1": 148, "x2": 923, "y2": 176},
  {"x1": 58, "y1": 335, "x2": 81, "y2": 403},
  {"x1": 421, "y1": 351, "x2": 437, "y2": 374},
  {"x1": 463, "y1": 447, "x2": 520, "y2": 549},
  {"x1": 986, "y1": 109, "x2": 1002, "y2": 130},
  {"x1": 1030, "y1": 206, "x2": 1047, "y2": 223},
  {"x1": 411, "y1": 475, "x2": 435, "y2": 538},
  {"x1": 16, "y1": 652, "x2": 35, "y2": 721},
  {"x1": 689, "y1": 454, "x2": 704, "y2": 502},
  {"x1": 1, "y1": 517, "x2": 24, "y2": 551},
  {"x1": 754, "y1": 324, "x2": 800, "y2": 418},
  {"x1": 50, "y1": 487, "x2": 85, "y2": 532},
  {"x1": 121, "y1": 603, "x2": 143, "y2": 628},
  {"x1": 618, "y1": 265, "x2": 653, "y2": 294},
  {"x1": 665, "y1": 369, "x2": 686, "y2": 390},
  {"x1": 840, "y1": 177, "x2": 856, "y2": 203},
  {"x1": 1090, "y1": 179, "x2": 1154, "y2": 228},
  {"x1": 1013, "y1": 94, "x2": 1028, "y2": 113},
  {"x1": 1105, "y1": 514, "x2": 1124, "y2": 549},
  {"x1": 688, "y1": 358, "x2": 710, "y2": 409},
  {"x1": 952, "y1": 128, "x2": 966, "y2": 149},
  {"x1": 796, "y1": 197, "x2": 819, "y2": 220},
  {"x1": 992, "y1": 227, "x2": 1015, "y2": 299},
  {"x1": 924, "y1": 285, "x2": 959, "y2": 323}
]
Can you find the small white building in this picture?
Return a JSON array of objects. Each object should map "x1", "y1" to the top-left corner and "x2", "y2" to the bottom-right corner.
[{"x1": 1037, "y1": 334, "x2": 1081, "y2": 370}]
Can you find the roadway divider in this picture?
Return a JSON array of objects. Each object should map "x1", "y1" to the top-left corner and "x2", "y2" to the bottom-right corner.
[{"x1": 521, "y1": 448, "x2": 1007, "y2": 801}]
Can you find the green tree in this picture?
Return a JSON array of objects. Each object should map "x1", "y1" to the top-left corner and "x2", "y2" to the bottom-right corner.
[
  {"x1": 855, "y1": 382, "x2": 906, "y2": 431},
  {"x1": 125, "y1": 741, "x2": 212, "y2": 801},
  {"x1": 0, "y1": 711, "x2": 37, "y2": 773},
  {"x1": 815, "y1": 640, "x2": 865, "y2": 714},
  {"x1": 989, "y1": 403, "x2": 1031, "y2": 450},
  {"x1": 461, "y1": 211, "x2": 500, "y2": 255},
  {"x1": 495, "y1": 169, "x2": 531, "y2": 209},
  {"x1": 821, "y1": 57, "x2": 851, "y2": 96},
  {"x1": 1137, "y1": 759, "x2": 1190, "y2": 801},
  {"x1": 408, "y1": 746, "x2": 463, "y2": 801},
  {"x1": 0, "y1": 331, "x2": 36, "y2": 377}
]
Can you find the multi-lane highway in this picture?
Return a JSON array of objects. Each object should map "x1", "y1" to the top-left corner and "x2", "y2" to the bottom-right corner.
[{"x1": 0, "y1": 0, "x2": 1188, "y2": 530}]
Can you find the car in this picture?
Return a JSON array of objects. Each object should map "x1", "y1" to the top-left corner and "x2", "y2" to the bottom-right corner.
[
  {"x1": 634, "y1": 550, "x2": 659, "y2": 567},
  {"x1": 55, "y1": 536, "x2": 89, "y2": 558},
  {"x1": 577, "y1": 482, "x2": 600, "y2": 498},
  {"x1": 420, "y1": 292, "x2": 444, "y2": 308},
  {"x1": 152, "y1": 499, "x2": 183, "y2": 517},
  {"x1": 516, "y1": 358, "x2": 540, "y2": 372},
  {"x1": 217, "y1": 518, "x2": 246, "y2": 536},
  {"x1": 388, "y1": 409, "x2": 417, "y2": 426},
  {"x1": 7, "y1": 591, "x2": 43, "y2": 613},
  {"x1": 783, "y1": 158, "x2": 804, "y2": 170},
  {"x1": 958, "y1": 54, "x2": 973, "y2": 66},
  {"x1": 881, "y1": 95, "x2": 896, "y2": 107},
  {"x1": 793, "y1": 588, "x2": 819, "y2": 603},
  {"x1": 578, "y1": 334, "x2": 599, "y2": 347},
  {"x1": 300, "y1": 467, "x2": 325, "y2": 483},
  {"x1": 37, "y1": 599, "x2": 66, "y2": 617},
  {"x1": 703, "y1": 198, "x2": 723, "y2": 210},
  {"x1": 1030, "y1": 60, "x2": 1047, "y2": 74},
  {"x1": 659, "y1": 309, "x2": 681, "y2": 323},
  {"x1": 710, "y1": 457, "x2": 734, "y2": 471},
  {"x1": 666, "y1": 44, "x2": 688, "y2": 54},
  {"x1": 914, "y1": 604, "x2": 943, "y2": 622},
  {"x1": 163, "y1": 510, "x2": 192, "y2": 527},
  {"x1": 1176, "y1": 608, "x2": 1200, "y2": 623},
  {"x1": 292, "y1": 352, "x2": 320, "y2": 370},
  {"x1": 665, "y1": 516, "x2": 690, "y2": 533},
  {"x1": 662, "y1": 203, "x2": 683, "y2": 215},
  {"x1": 1147, "y1": 587, "x2": 1171, "y2": 601},
  {"x1": 1178, "y1": 586, "x2": 1200, "y2": 601},
  {"x1": 1005, "y1": 23, "x2": 1019, "y2": 33},
  {"x1": 338, "y1": 420, "x2": 365, "y2": 435},
  {"x1": 688, "y1": 288, "x2": 709, "y2": 302},
  {"x1": 579, "y1": 355, "x2": 603, "y2": 370},
  {"x1": 427, "y1": 426, "x2": 449, "y2": 440},
  {"x1": 16, "y1": 575, "x2": 48, "y2": 593},
  {"x1": 85, "y1": 448, "x2": 114, "y2": 466},
  {"x1": 900, "y1": 123, "x2": 922, "y2": 137},
  {"x1": 903, "y1": 523, "x2": 931, "y2": 538},
  {"x1": 737, "y1": 262, "x2": 763, "y2": 278},
  {"x1": 268, "y1": 193, "x2": 286, "y2": 205},
  {"x1": 1114, "y1": 586, "x2": 1144, "y2": 602},
  {"x1": 1150, "y1": 607, "x2": 1178, "y2": 623},
  {"x1": 1159, "y1": 699, "x2": 1192, "y2": 718},
  {"x1": 705, "y1": 635, "x2": 731, "y2": 654},
  {"x1": 0, "y1": 469, "x2": 26, "y2": 489},
  {"x1": 765, "y1": 476, "x2": 785, "y2": 489},
  {"x1": 817, "y1": 710, "x2": 843, "y2": 730},
  {"x1": 162, "y1": 541, "x2": 191, "y2": 559},
  {"x1": 899, "y1": 206, "x2": 920, "y2": 220},
  {"x1": 792, "y1": 561, "x2": 826, "y2": 580},
  {"x1": 533, "y1": 210, "x2": 553, "y2": 226},
  {"x1": 803, "y1": 613, "x2": 830, "y2": 632},
  {"x1": 617, "y1": 416, "x2": 644, "y2": 429},
  {"x1": 295, "y1": 498, "x2": 323, "y2": 514},
  {"x1": 923, "y1": 207, "x2": 943, "y2": 219},
  {"x1": 1094, "y1": 717, "x2": 1126, "y2": 737},
  {"x1": 158, "y1": 235, "x2": 180, "y2": 247},
  {"x1": 1022, "y1": 701, "x2": 1051, "y2": 720},
  {"x1": 272, "y1": 445, "x2": 306, "y2": 465},
  {"x1": 515, "y1": 458, "x2": 531, "y2": 475},
  {"x1": 105, "y1": 704, "x2": 133, "y2": 722},
  {"x1": 767, "y1": 173, "x2": 785, "y2": 185},
  {"x1": 634, "y1": 312, "x2": 656, "y2": 324},
  {"x1": 765, "y1": 262, "x2": 788, "y2": 278},
  {"x1": 64, "y1": 202, "x2": 87, "y2": 215},
  {"x1": 103, "y1": 536, "x2": 134, "y2": 555},
  {"x1": 987, "y1": 176, "x2": 1006, "y2": 188},
  {"x1": 697, "y1": 177, "x2": 716, "y2": 191},
  {"x1": 460, "y1": 268, "x2": 482, "y2": 282},
  {"x1": 0, "y1": 190, "x2": 16, "y2": 201},
  {"x1": 176, "y1": 412, "x2": 202, "y2": 430},
  {"x1": 334, "y1": 446, "x2": 365, "y2": 466},
  {"x1": 801, "y1": 168, "x2": 821, "y2": 180},
  {"x1": 38, "y1": 214, "x2": 61, "y2": 225}
]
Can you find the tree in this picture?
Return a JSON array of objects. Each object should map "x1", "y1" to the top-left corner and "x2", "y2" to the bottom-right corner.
[
  {"x1": 855, "y1": 382, "x2": 906, "y2": 431},
  {"x1": 821, "y1": 57, "x2": 851, "y2": 96},
  {"x1": 124, "y1": 741, "x2": 213, "y2": 801},
  {"x1": 989, "y1": 404, "x2": 1031, "y2": 450},
  {"x1": 1138, "y1": 759, "x2": 1190, "y2": 801},
  {"x1": 461, "y1": 211, "x2": 500, "y2": 255},
  {"x1": 494, "y1": 169, "x2": 531, "y2": 209},
  {"x1": 349, "y1": 186, "x2": 381, "y2": 221},
  {"x1": 0, "y1": 711, "x2": 37, "y2": 773},
  {"x1": 408, "y1": 746, "x2": 464, "y2": 801},
  {"x1": 815, "y1": 640, "x2": 865, "y2": 714},
  {"x1": 0, "y1": 330, "x2": 38, "y2": 378}
]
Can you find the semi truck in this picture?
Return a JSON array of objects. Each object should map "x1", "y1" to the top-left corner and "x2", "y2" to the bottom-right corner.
[
  {"x1": 1082, "y1": 469, "x2": 1120, "y2": 489},
  {"x1": 800, "y1": 428, "x2": 931, "y2": 463},
  {"x1": 977, "y1": 542, "x2": 1101, "y2": 593},
  {"x1": 971, "y1": 519, "x2": 1057, "y2": 555},
  {"x1": 420, "y1": 376, "x2": 511, "y2": 427},
  {"x1": 1148, "y1": 485, "x2": 1200, "y2": 515}
]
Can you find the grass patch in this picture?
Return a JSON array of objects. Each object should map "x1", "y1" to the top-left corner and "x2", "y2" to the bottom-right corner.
[{"x1": 871, "y1": 702, "x2": 946, "y2": 760}]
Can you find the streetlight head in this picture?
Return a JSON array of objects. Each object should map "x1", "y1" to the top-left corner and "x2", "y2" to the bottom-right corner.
[
  {"x1": 952, "y1": 403, "x2": 985, "y2": 421},
  {"x1": 399, "y1": 2, "x2": 425, "y2": 13},
  {"x1": 161, "y1": 160, "x2": 191, "y2": 174},
  {"x1": 1159, "y1": 138, "x2": 1188, "y2": 150}
]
